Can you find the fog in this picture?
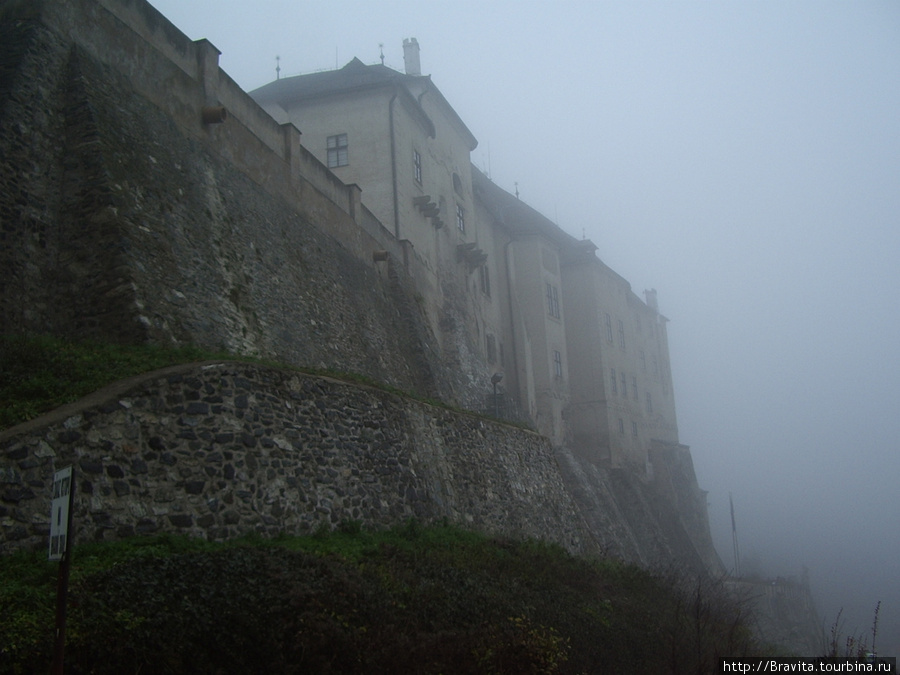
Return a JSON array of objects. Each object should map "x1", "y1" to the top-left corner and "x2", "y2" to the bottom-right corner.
[{"x1": 149, "y1": 0, "x2": 900, "y2": 655}]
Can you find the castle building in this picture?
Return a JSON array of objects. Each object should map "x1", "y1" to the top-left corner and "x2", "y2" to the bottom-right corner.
[
  {"x1": 252, "y1": 40, "x2": 680, "y2": 462},
  {"x1": 0, "y1": 0, "x2": 722, "y2": 573}
]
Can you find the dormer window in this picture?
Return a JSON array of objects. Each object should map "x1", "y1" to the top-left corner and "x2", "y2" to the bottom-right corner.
[{"x1": 326, "y1": 134, "x2": 348, "y2": 168}]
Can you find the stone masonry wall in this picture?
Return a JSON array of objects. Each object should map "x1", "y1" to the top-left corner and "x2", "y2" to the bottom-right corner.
[
  {"x1": 0, "y1": 4, "x2": 492, "y2": 409},
  {"x1": 0, "y1": 363, "x2": 589, "y2": 555}
]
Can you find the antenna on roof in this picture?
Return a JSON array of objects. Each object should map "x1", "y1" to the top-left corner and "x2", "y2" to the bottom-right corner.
[
  {"x1": 275, "y1": 55, "x2": 281, "y2": 80},
  {"x1": 379, "y1": 43, "x2": 385, "y2": 65}
]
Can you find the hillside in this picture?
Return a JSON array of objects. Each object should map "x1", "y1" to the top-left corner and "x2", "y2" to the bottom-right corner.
[{"x1": 0, "y1": 526, "x2": 762, "y2": 674}]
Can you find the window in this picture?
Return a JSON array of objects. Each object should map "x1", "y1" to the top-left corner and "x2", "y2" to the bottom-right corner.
[
  {"x1": 479, "y1": 265, "x2": 491, "y2": 297},
  {"x1": 632, "y1": 421, "x2": 638, "y2": 438},
  {"x1": 326, "y1": 134, "x2": 348, "y2": 168},
  {"x1": 610, "y1": 368, "x2": 617, "y2": 395},
  {"x1": 617, "y1": 319, "x2": 626, "y2": 350},
  {"x1": 546, "y1": 283, "x2": 560, "y2": 319},
  {"x1": 645, "y1": 393, "x2": 653, "y2": 415},
  {"x1": 632, "y1": 376, "x2": 638, "y2": 402},
  {"x1": 453, "y1": 172, "x2": 463, "y2": 196},
  {"x1": 652, "y1": 355, "x2": 659, "y2": 377},
  {"x1": 486, "y1": 334, "x2": 496, "y2": 363},
  {"x1": 618, "y1": 418, "x2": 625, "y2": 435},
  {"x1": 620, "y1": 373, "x2": 627, "y2": 399},
  {"x1": 456, "y1": 203, "x2": 465, "y2": 232},
  {"x1": 605, "y1": 313, "x2": 613, "y2": 342},
  {"x1": 553, "y1": 350, "x2": 563, "y2": 378},
  {"x1": 640, "y1": 350, "x2": 646, "y2": 372},
  {"x1": 413, "y1": 150, "x2": 422, "y2": 184}
]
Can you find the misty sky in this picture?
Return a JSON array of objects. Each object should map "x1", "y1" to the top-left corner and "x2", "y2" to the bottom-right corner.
[{"x1": 148, "y1": 0, "x2": 900, "y2": 653}]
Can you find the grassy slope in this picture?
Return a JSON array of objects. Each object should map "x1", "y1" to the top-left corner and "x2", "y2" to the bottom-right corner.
[
  {"x1": 0, "y1": 525, "x2": 761, "y2": 674},
  {"x1": 0, "y1": 334, "x2": 239, "y2": 430}
]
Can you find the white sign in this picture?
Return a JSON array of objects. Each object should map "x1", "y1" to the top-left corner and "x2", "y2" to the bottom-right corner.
[{"x1": 49, "y1": 466, "x2": 73, "y2": 561}]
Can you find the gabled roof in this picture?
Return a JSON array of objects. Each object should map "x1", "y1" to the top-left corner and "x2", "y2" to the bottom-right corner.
[
  {"x1": 251, "y1": 58, "x2": 477, "y2": 150},
  {"x1": 252, "y1": 58, "x2": 413, "y2": 104}
]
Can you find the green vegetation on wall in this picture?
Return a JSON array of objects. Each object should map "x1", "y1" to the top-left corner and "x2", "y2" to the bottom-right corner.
[{"x1": 0, "y1": 334, "x2": 232, "y2": 430}]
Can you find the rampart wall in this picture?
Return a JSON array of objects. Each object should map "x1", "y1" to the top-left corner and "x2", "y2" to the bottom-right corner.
[{"x1": 0, "y1": 1, "x2": 474, "y2": 404}]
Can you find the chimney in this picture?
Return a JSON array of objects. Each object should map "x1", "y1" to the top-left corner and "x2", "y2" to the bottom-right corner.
[
  {"x1": 644, "y1": 288, "x2": 659, "y2": 312},
  {"x1": 403, "y1": 38, "x2": 421, "y2": 76}
]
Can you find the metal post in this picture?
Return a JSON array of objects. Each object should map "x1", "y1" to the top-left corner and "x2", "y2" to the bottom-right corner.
[{"x1": 50, "y1": 469, "x2": 75, "y2": 675}]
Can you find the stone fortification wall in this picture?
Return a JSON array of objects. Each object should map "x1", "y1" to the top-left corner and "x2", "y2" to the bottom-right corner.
[
  {"x1": 0, "y1": 363, "x2": 588, "y2": 555},
  {"x1": 0, "y1": 4, "x2": 473, "y2": 405}
]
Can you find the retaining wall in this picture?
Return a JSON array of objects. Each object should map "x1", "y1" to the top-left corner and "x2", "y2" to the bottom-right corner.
[{"x1": 0, "y1": 363, "x2": 588, "y2": 555}]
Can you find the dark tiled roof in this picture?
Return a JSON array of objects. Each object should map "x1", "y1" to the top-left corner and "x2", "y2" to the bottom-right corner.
[
  {"x1": 472, "y1": 166, "x2": 641, "y2": 294},
  {"x1": 252, "y1": 58, "x2": 421, "y2": 105}
]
